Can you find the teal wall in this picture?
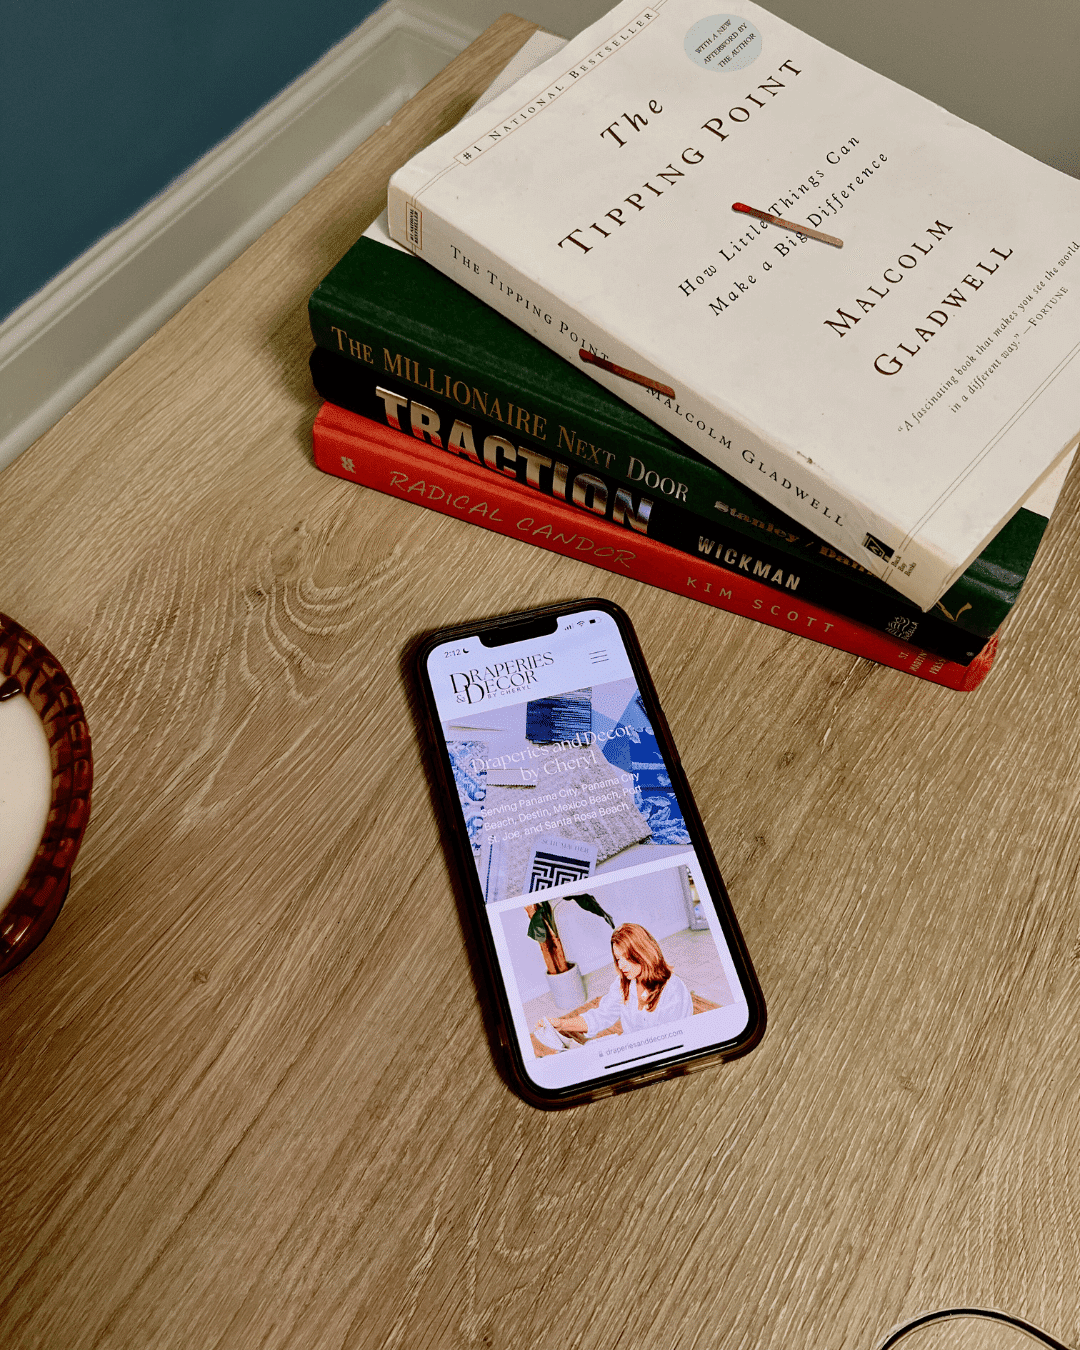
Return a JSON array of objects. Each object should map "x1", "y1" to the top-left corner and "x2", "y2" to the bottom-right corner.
[
  {"x1": 0, "y1": 0, "x2": 383, "y2": 321},
  {"x1": 4, "y1": 0, "x2": 1077, "y2": 326}
]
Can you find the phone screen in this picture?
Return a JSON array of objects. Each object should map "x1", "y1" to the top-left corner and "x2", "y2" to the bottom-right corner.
[{"x1": 423, "y1": 601, "x2": 760, "y2": 1099}]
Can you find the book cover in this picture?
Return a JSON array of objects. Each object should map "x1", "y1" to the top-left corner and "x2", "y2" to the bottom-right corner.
[
  {"x1": 312, "y1": 346, "x2": 1001, "y2": 664},
  {"x1": 311, "y1": 400, "x2": 997, "y2": 691},
  {"x1": 308, "y1": 235, "x2": 1071, "y2": 644},
  {"x1": 387, "y1": 0, "x2": 1080, "y2": 610}
]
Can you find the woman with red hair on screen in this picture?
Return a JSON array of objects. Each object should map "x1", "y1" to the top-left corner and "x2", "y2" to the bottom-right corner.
[{"x1": 539, "y1": 922, "x2": 692, "y2": 1043}]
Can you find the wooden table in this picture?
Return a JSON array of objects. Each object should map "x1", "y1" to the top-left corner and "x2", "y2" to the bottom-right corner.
[{"x1": 2, "y1": 17, "x2": 1078, "y2": 1350}]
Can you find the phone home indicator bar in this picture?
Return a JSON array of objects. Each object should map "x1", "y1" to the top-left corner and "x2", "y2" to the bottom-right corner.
[{"x1": 602, "y1": 1044, "x2": 685, "y2": 1070}]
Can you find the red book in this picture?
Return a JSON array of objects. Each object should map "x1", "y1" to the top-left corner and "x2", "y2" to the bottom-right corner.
[{"x1": 312, "y1": 401, "x2": 997, "y2": 691}]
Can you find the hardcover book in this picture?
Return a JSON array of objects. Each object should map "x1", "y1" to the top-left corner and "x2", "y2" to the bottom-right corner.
[
  {"x1": 309, "y1": 229, "x2": 1071, "y2": 648},
  {"x1": 387, "y1": 0, "x2": 1080, "y2": 610},
  {"x1": 311, "y1": 400, "x2": 998, "y2": 691},
  {"x1": 310, "y1": 344, "x2": 1074, "y2": 664}
]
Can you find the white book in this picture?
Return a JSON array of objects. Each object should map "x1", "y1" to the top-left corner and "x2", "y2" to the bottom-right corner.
[{"x1": 388, "y1": 0, "x2": 1080, "y2": 609}]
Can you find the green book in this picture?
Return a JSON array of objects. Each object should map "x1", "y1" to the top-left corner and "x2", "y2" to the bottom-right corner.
[{"x1": 309, "y1": 224, "x2": 1069, "y2": 642}]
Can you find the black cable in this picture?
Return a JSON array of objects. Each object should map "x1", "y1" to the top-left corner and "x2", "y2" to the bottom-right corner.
[{"x1": 878, "y1": 1308, "x2": 1073, "y2": 1350}]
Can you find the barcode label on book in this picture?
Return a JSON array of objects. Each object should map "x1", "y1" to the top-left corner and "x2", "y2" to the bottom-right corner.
[{"x1": 406, "y1": 203, "x2": 422, "y2": 250}]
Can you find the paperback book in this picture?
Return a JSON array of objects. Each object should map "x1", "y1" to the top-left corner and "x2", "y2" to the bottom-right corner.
[
  {"x1": 387, "y1": 0, "x2": 1080, "y2": 609},
  {"x1": 311, "y1": 400, "x2": 997, "y2": 691}
]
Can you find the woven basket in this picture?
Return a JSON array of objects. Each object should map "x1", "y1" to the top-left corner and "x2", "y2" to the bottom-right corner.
[{"x1": 0, "y1": 615, "x2": 92, "y2": 976}]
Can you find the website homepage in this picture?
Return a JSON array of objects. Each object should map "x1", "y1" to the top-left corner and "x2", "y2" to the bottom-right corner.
[{"x1": 427, "y1": 608, "x2": 750, "y2": 1091}]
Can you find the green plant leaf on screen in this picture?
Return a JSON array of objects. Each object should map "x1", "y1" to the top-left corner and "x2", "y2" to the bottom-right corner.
[
  {"x1": 565, "y1": 894, "x2": 614, "y2": 928},
  {"x1": 527, "y1": 902, "x2": 554, "y2": 943}
]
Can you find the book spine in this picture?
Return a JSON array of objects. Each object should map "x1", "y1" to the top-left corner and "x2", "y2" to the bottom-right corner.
[
  {"x1": 308, "y1": 272, "x2": 1031, "y2": 640},
  {"x1": 311, "y1": 402, "x2": 996, "y2": 692},
  {"x1": 386, "y1": 180, "x2": 947, "y2": 607},
  {"x1": 309, "y1": 351, "x2": 987, "y2": 663},
  {"x1": 309, "y1": 286, "x2": 769, "y2": 531},
  {"x1": 309, "y1": 277, "x2": 797, "y2": 520}
]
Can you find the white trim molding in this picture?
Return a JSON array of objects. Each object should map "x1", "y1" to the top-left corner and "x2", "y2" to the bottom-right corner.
[{"x1": 0, "y1": 0, "x2": 484, "y2": 474}]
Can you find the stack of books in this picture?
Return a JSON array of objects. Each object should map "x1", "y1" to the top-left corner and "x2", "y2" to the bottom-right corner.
[{"x1": 307, "y1": 8, "x2": 1080, "y2": 691}]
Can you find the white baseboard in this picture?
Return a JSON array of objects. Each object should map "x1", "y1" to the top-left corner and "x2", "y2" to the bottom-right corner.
[{"x1": 0, "y1": 0, "x2": 486, "y2": 475}]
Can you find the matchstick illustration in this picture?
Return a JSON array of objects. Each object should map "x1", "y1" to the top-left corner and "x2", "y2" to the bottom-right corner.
[
  {"x1": 578, "y1": 350, "x2": 676, "y2": 398},
  {"x1": 732, "y1": 201, "x2": 843, "y2": 248}
]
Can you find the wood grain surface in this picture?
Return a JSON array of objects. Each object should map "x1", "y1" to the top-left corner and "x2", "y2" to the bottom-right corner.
[{"x1": 1, "y1": 16, "x2": 1078, "y2": 1350}]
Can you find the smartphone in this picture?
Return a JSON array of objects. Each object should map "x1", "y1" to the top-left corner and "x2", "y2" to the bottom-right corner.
[{"x1": 416, "y1": 598, "x2": 765, "y2": 1105}]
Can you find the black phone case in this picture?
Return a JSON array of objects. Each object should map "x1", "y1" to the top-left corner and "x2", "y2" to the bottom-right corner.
[{"x1": 414, "y1": 597, "x2": 766, "y2": 1106}]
